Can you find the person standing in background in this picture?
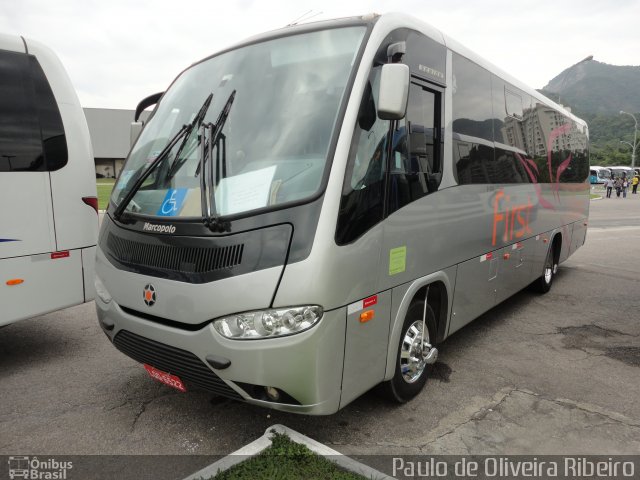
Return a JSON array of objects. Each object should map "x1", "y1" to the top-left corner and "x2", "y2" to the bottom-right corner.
[
  {"x1": 606, "y1": 176, "x2": 614, "y2": 198},
  {"x1": 632, "y1": 175, "x2": 639, "y2": 194}
]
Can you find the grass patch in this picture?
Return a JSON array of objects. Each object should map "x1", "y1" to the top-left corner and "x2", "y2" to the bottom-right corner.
[
  {"x1": 96, "y1": 178, "x2": 116, "y2": 211},
  {"x1": 208, "y1": 432, "x2": 366, "y2": 480},
  {"x1": 590, "y1": 193, "x2": 601, "y2": 199}
]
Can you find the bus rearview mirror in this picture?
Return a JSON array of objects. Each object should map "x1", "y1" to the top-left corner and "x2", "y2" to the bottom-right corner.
[
  {"x1": 130, "y1": 121, "x2": 143, "y2": 147},
  {"x1": 377, "y1": 63, "x2": 409, "y2": 120}
]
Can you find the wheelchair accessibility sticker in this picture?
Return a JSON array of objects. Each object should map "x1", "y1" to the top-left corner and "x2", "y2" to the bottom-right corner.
[{"x1": 157, "y1": 188, "x2": 188, "y2": 216}]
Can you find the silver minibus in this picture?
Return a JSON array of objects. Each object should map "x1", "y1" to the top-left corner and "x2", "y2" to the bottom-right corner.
[{"x1": 95, "y1": 13, "x2": 589, "y2": 414}]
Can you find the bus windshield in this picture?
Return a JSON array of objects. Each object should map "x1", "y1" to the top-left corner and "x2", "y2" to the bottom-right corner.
[{"x1": 111, "y1": 26, "x2": 366, "y2": 219}]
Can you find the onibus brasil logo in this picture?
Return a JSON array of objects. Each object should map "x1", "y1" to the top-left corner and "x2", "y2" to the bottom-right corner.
[{"x1": 8, "y1": 456, "x2": 72, "y2": 479}]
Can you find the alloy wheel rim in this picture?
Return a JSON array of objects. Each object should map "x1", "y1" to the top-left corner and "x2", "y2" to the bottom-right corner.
[{"x1": 400, "y1": 320, "x2": 430, "y2": 383}]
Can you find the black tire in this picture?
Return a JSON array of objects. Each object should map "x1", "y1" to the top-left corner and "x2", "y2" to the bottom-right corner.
[
  {"x1": 381, "y1": 300, "x2": 437, "y2": 403},
  {"x1": 533, "y1": 243, "x2": 557, "y2": 293}
]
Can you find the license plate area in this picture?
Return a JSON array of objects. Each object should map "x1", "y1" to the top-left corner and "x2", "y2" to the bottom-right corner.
[{"x1": 143, "y1": 364, "x2": 187, "y2": 392}]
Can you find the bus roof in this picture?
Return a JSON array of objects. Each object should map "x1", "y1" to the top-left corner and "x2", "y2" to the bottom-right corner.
[{"x1": 175, "y1": 12, "x2": 586, "y2": 131}]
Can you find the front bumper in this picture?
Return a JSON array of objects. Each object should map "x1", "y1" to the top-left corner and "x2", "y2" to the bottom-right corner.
[{"x1": 96, "y1": 296, "x2": 346, "y2": 415}]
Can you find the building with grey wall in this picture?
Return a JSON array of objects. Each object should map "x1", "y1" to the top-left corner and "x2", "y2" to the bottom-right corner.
[{"x1": 83, "y1": 107, "x2": 149, "y2": 178}]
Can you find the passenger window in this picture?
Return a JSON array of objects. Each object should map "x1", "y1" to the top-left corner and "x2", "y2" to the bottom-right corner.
[
  {"x1": 451, "y1": 53, "x2": 494, "y2": 184},
  {"x1": 336, "y1": 66, "x2": 389, "y2": 245},
  {"x1": 505, "y1": 89, "x2": 523, "y2": 120},
  {"x1": 388, "y1": 83, "x2": 441, "y2": 214},
  {"x1": 452, "y1": 54, "x2": 493, "y2": 142},
  {"x1": 0, "y1": 50, "x2": 67, "y2": 172}
]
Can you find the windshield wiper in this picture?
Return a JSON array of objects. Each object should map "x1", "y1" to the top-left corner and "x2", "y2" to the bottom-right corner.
[
  {"x1": 199, "y1": 90, "x2": 236, "y2": 232},
  {"x1": 113, "y1": 93, "x2": 214, "y2": 222},
  {"x1": 166, "y1": 93, "x2": 214, "y2": 179},
  {"x1": 113, "y1": 123, "x2": 188, "y2": 222}
]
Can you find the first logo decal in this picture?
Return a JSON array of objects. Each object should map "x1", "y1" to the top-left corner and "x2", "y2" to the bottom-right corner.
[{"x1": 143, "y1": 284, "x2": 157, "y2": 306}]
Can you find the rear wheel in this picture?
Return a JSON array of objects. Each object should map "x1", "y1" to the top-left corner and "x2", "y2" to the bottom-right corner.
[
  {"x1": 533, "y1": 243, "x2": 557, "y2": 293},
  {"x1": 382, "y1": 300, "x2": 436, "y2": 403}
]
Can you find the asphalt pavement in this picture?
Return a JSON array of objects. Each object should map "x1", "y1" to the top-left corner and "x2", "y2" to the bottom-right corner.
[{"x1": 1, "y1": 191, "x2": 639, "y2": 460}]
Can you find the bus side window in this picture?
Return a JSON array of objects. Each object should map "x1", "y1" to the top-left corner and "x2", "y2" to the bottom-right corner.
[
  {"x1": 336, "y1": 67, "x2": 389, "y2": 245},
  {"x1": 388, "y1": 83, "x2": 440, "y2": 215},
  {"x1": 0, "y1": 50, "x2": 67, "y2": 173}
]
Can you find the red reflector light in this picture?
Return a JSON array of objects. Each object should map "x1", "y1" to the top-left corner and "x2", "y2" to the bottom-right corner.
[
  {"x1": 82, "y1": 196, "x2": 99, "y2": 214},
  {"x1": 51, "y1": 251, "x2": 70, "y2": 259},
  {"x1": 6, "y1": 279, "x2": 24, "y2": 286},
  {"x1": 363, "y1": 295, "x2": 378, "y2": 308}
]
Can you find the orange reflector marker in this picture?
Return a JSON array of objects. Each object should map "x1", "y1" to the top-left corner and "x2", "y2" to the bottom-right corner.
[
  {"x1": 359, "y1": 310, "x2": 375, "y2": 323},
  {"x1": 6, "y1": 279, "x2": 24, "y2": 286}
]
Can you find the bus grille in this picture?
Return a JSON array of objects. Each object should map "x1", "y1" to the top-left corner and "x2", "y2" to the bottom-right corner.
[
  {"x1": 113, "y1": 330, "x2": 243, "y2": 400},
  {"x1": 106, "y1": 232, "x2": 244, "y2": 274}
]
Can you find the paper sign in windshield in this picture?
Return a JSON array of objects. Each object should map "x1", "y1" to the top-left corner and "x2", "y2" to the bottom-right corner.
[
  {"x1": 215, "y1": 166, "x2": 277, "y2": 215},
  {"x1": 157, "y1": 188, "x2": 188, "y2": 216}
]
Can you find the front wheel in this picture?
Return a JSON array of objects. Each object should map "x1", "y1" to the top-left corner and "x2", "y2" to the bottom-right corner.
[{"x1": 381, "y1": 300, "x2": 437, "y2": 403}]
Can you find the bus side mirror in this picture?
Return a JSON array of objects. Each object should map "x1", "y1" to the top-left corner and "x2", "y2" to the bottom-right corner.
[
  {"x1": 130, "y1": 121, "x2": 143, "y2": 147},
  {"x1": 377, "y1": 63, "x2": 409, "y2": 120},
  {"x1": 135, "y1": 92, "x2": 163, "y2": 122},
  {"x1": 131, "y1": 91, "x2": 164, "y2": 147}
]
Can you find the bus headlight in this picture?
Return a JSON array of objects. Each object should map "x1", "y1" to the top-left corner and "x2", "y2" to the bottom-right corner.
[
  {"x1": 213, "y1": 306, "x2": 323, "y2": 339},
  {"x1": 94, "y1": 275, "x2": 112, "y2": 304}
]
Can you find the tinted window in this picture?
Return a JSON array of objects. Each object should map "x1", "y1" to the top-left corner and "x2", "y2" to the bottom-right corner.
[
  {"x1": 452, "y1": 54, "x2": 494, "y2": 184},
  {"x1": 336, "y1": 66, "x2": 388, "y2": 244},
  {"x1": 452, "y1": 54, "x2": 493, "y2": 142},
  {"x1": 0, "y1": 49, "x2": 66, "y2": 172},
  {"x1": 491, "y1": 78, "x2": 530, "y2": 183},
  {"x1": 388, "y1": 83, "x2": 441, "y2": 214},
  {"x1": 505, "y1": 89, "x2": 523, "y2": 119},
  {"x1": 525, "y1": 103, "x2": 589, "y2": 184},
  {"x1": 30, "y1": 57, "x2": 67, "y2": 171},
  {"x1": 452, "y1": 52, "x2": 587, "y2": 186},
  {"x1": 404, "y1": 30, "x2": 446, "y2": 86}
]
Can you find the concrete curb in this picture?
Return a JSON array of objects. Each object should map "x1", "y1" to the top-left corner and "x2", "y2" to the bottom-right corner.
[{"x1": 183, "y1": 424, "x2": 394, "y2": 480}]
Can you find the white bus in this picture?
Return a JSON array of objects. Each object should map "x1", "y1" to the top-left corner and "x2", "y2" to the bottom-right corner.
[
  {"x1": 0, "y1": 34, "x2": 98, "y2": 326},
  {"x1": 608, "y1": 166, "x2": 634, "y2": 180},
  {"x1": 589, "y1": 166, "x2": 610, "y2": 184},
  {"x1": 95, "y1": 13, "x2": 589, "y2": 414}
]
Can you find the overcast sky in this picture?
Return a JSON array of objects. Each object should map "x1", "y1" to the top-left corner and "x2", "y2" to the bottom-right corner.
[{"x1": 1, "y1": 0, "x2": 638, "y2": 109}]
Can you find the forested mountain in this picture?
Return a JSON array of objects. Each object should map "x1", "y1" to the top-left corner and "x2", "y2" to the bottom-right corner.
[{"x1": 538, "y1": 60, "x2": 640, "y2": 166}]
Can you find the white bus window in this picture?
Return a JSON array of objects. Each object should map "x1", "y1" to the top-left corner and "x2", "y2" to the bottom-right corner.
[{"x1": 0, "y1": 50, "x2": 66, "y2": 172}]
